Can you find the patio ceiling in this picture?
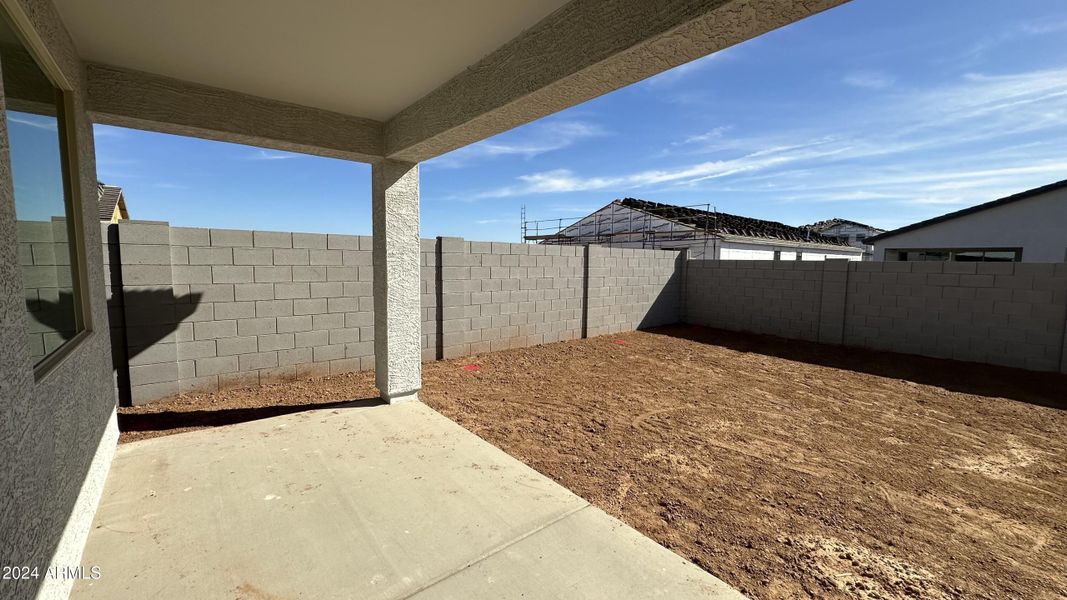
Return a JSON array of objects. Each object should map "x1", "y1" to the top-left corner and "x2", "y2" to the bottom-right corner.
[
  {"x1": 52, "y1": 0, "x2": 571, "y2": 123},
  {"x1": 51, "y1": 0, "x2": 849, "y2": 162}
]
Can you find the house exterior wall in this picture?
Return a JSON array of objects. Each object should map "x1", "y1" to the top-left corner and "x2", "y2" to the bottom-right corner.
[
  {"x1": 718, "y1": 241, "x2": 861, "y2": 261},
  {"x1": 872, "y1": 187, "x2": 1067, "y2": 262},
  {"x1": 0, "y1": 2, "x2": 117, "y2": 599},
  {"x1": 814, "y1": 221, "x2": 882, "y2": 258},
  {"x1": 686, "y1": 260, "x2": 1067, "y2": 373}
]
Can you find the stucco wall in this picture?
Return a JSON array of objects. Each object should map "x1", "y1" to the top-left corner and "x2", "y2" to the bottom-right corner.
[
  {"x1": 686, "y1": 260, "x2": 1067, "y2": 373},
  {"x1": 872, "y1": 187, "x2": 1067, "y2": 262},
  {"x1": 0, "y1": 2, "x2": 116, "y2": 599}
]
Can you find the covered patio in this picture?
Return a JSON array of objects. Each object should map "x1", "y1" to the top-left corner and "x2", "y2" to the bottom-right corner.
[
  {"x1": 74, "y1": 401, "x2": 741, "y2": 599},
  {"x1": 1, "y1": 1, "x2": 849, "y2": 599}
]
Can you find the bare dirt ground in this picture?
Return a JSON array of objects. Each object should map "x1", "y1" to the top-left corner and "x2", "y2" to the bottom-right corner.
[{"x1": 120, "y1": 325, "x2": 1067, "y2": 600}]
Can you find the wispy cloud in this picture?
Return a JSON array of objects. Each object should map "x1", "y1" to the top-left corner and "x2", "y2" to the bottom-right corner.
[
  {"x1": 1018, "y1": 18, "x2": 1067, "y2": 35},
  {"x1": 841, "y1": 70, "x2": 895, "y2": 90},
  {"x1": 7, "y1": 114, "x2": 57, "y2": 131},
  {"x1": 475, "y1": 140, "x2": 845, "y2": 198},
  {"x1": 466, "y1": 66, "x2": 1067, "y2": 213},
  {"x1": 429, "y1": 120, "x2": 607, "y2": 168},
  {"x1": 248, "y1": 149, "x2": 301, "y2": 161},
  {"x1": 92, "y1": 125, "x2": 127, "y2": 139},
  {"x1": 153, "y1": 182, "x2": 189, "y2": 190},
  {"x1": 952, "y1": 18, "x2": 1067, "y2": 65},
  {"x1": 641, "y1": 48, "x2": 735, "y2": 88}
]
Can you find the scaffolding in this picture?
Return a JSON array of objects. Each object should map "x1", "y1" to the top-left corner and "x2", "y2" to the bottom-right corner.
[{"x1": 521, "y1": 201, "x2": 719, "y2": 258}]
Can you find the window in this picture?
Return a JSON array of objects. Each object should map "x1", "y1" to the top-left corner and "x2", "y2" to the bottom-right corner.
[
  {"x1": 886, "y1": 248, "x2": 1022, "y2": 262},
  {"x1": 2, "y1": 11, "x2": 86, "y2": 370}
]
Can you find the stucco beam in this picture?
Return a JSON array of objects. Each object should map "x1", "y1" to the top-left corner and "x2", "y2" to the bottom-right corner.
[
  {"x1": 384, "y1": 0, "x2": 847, "y2": 162},
  {"x1": 85, "y1": 63, "x2": 384, "y2": 162}
]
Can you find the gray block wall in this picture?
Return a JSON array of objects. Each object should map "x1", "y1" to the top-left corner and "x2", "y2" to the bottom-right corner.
[
  {"x1": 107, "y1": 223, "x2": 684, "y2": 404},
  {"x1": 685, "y1": 260, "x2": 827, "y2": 342},
  {"x1": 686, "y1": 260, "x2": 1067, "y2": 373},
  {"x1": 17, "y1": 218, "x2": 77, "y2": 361},
  {"x1": 436, "y1": 240, "x2": 683, "y2": 358},
  {"x1": 110, "y1": 221, "x2": 378, "y2": 404},
  {"x1": 438, "y1": 239, "x2": 585, "y2": 358}
]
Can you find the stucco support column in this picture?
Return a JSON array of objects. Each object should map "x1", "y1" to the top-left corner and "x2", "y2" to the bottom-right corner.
[{"x1": 372, "y1": 160, "x2": 422, "y2": 403}]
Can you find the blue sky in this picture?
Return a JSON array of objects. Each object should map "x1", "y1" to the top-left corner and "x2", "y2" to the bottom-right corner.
[{"x1": 92, "y1": 0, "x2": 1067, "y2": 241}]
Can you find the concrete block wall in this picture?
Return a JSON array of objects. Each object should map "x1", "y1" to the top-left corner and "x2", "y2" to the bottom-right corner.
[
  {"x1": 105, "y1": 223, "x2": 684, "y2": 404},
  {"x1": 586, "y1": 245, "x2": 683, "y2": 336},
  {"x1": 843, "y1": 262, "x2": 1067, "y2": 372},
  {"x1": 111, "y1": 221, "x2": 378, "y2": 404},
  {"x1": 686, "y1": 260, "x2": 1067, "y2": 373},
  {"x1": 684, "y1": 260, "x2": 826, "y2": 342},
  {"x1": 437, "y1": 239, "x2": 586, "y2": 358},
  {"x1": 17, "y1": 218, "x2": 77, "y2": 361}
]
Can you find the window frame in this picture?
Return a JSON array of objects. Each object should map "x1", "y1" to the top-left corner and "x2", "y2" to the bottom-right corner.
[
  {"x1": 1, "y1": 3, "x2": 94, "y2": 381},
  {"x1": 884, "y1": 247, "x2": 1023, "y2": 263}
]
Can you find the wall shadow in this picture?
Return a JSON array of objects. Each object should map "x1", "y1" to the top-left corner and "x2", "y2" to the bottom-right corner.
[
  {"x1": 637, "y1": 254, "x2": 686, "y2": 330},
  {"x1": 121, "y1": 289, "x2": 205, "y2": 358},
  {"x1": 649, "y1": 324, "x2": 1066, "y2": 410},
  {"x1": 119, "y1": 397, "x2": 384, "y2": 434}
]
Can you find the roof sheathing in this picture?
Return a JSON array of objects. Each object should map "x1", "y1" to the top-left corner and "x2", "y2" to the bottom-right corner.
[{"x1": 618, "y1": 198, "x2": 852, "y2": 247}]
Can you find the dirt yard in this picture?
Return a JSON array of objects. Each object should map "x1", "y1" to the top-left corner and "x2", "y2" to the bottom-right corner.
[{"x1": 120, "y1": 325, "x2": 1067, "y2": 600}]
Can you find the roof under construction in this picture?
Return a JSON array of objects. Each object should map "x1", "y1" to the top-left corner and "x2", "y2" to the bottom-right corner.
[{"x1": 618, "y1": 198, "x2": 852, "y2": 247}]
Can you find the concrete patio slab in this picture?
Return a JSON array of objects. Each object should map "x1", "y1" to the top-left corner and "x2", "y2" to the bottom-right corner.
[{"x1": 73, "y1": 402, "x2": 743, "y2": 600}]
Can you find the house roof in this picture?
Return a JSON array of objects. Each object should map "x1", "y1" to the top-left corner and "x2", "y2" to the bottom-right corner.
[
  {"x1": 97, "y1": 183, "x2": 126, "y2": 221},
  {"x1": 618, "y1": 198, "x2": 854, "y2": 247},
  {"x1": 804, "y1": 218, "x2": 885, "y2": 234},
  {"x1": 867, "y1": 178, "x2": 1067, "y2": 243}
]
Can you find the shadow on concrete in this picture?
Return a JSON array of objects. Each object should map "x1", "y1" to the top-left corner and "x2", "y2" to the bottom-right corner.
[
  {"x1": 650, "y1": 324, "x2": 1067, "y2": 410},
  {"x1": 119, "y1": 398, "x2": 383, "y2": 435}
]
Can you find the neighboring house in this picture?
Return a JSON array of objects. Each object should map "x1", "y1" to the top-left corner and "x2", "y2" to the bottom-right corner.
[
  {"x1": 97, "y1": 182, "x2": 128, "y2": 223},
  {"x1": 803, "y1": 218, "x2": 885, "y2": 260},
  {"x1": 528, "y1": 198, "x2": 863, "y2": 261},
  {"x1": 868, "y1": 179, "x2": 1067, "y2": 262}
]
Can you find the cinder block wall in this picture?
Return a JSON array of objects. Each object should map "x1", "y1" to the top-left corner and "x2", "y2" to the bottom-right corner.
[
  {"x1": 684, "y1": 260, "x2": 827, "y2": 342},
  {"x1": 17, "y1": 219, "x2": 78, "y2": 361},
  {"x1": 107, "y1": 223, "x2": 683, "y2": 404},
  {"x1": 110, "y1": 221, "x2": 380, "y2": 404},
  {"x1": 585, "y1": 244, "x2": 683, "y2": 336},
  {"x1": 437, "y1": 239, "x2": 585, "y2": 358},
  {"x1": 436, "y1": 240, "x2": 683, "y2": 357},
  {"x1": 686, "y1": 260, "x2": 1067, "y2": 373}
]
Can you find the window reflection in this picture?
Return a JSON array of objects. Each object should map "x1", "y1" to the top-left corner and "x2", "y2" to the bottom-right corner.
[{"x1": 2, "y1": 13, "x2": 82, "y2": 365}]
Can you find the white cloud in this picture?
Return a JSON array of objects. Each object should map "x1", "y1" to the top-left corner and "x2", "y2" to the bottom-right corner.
[
  {"x1": 475, "y1": 141, "x2": 845, "y2": 198},
  {"x1": 248, "y1": 149, "x2": 301, "y2": 161},
  {"x1": 841, "y1": 70, "x2": 895, "y2": 90},
  {"x1": 7, "y1": 114, "x2": 57, "y2": 131},
  {"x1": 641, "y1": 48, "x2": 734, "y2": 88},
  {"x1": 92, "y1": 125, "x2": 127, "y2": 139},
  {"x1": 1018, "y1": 18, "x2": 1067, "y2": 35},
  {"x1": 428, "y1": 120, "x2": 606, "y2": 168},
  {"x1": 467, "y1": 66, "x2": 1067, "y2": 216}
]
